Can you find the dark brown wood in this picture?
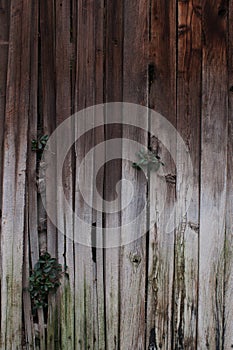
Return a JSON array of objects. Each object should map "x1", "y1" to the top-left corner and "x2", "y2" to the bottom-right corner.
[
  {"x1": 39, "y1": 3, "x2": 57, "y2": 349},
  {"x1": 104, "y1": 0, "x2": 123, "y2": 348},
  {"x1": 1, "y1": 0, "x2": 31, "y2": 347},
  {"x1": 55, "y1": 0, "x2": 74, "y2": 348}
]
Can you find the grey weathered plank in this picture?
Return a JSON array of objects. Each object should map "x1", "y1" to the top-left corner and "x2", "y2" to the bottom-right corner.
[
  {"x1": 1, "y1": 0, "x2": 31, "y2": 347},
  {"x1": 224, "y1": 1, "x2": 233, "y2": 347},
  {"x1": 120, "y1": 0, "x2": 148, "y2": 348},
  {"x1": 25, "y1": 1, "x2": 40, "y2": 348},
  {"x1": 74, "y1": 0, "x2": 105, "y2": 348},
  {"x1": 39, "y1": 2, "x2": 57, "y2": 349},
  {"x1": 55, "y1": 0, "x2": 75, "y2": 348},
  {"x1": 146, "y1": 1, "x2": 177, "y2": 349},
  {"x1": 23, "y1": 195, "x2": 36, "y2": 349},
  {"x1": 0, "y1": 0, "x2": 10, "y2": 240},
  {"x1": 93, "y1": 0, "x2": 105, "y2": 348},
  {"x1": 172, "y1": 1, "x2": 201, "y2": 348},
  {"x1": 104, "y1": 0, "x2": 123, "y2": 348},
  {"x1": 198, "y1": 1, "x2": 228, "y2": 348}
]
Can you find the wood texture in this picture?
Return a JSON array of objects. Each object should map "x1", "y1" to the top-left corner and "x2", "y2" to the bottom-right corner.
[
  {"x1": 225, "y1": 2, "x2": 233, "y2": 348},
  {"x1": 74, "y1": 1, "x2": 105, "y2": 348},
  {"x1": 0, "y1": 0, "x2": 232, "y2": 349},
  {"x1": 146, "y1": 1, "x2": 177, "y2": 349},
  {"x1": 198, "y1": 1, "x2": 228, "y2": 348},
  {"x1": 1, "y1": 0, "x2": 31, "y2": 347},
  {"x1": 104, "y1": 0, "x2": 123, "y2": 348},
  {"x1": 173, "y1": 1, "x2": 201, "y2": 348},
  {"x1": 120, "y1": 0, "x2": 148, "y2": 348}
]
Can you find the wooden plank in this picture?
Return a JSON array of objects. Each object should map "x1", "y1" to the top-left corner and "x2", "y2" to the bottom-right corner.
[
  {"x1": 172, "y1": 1, "x2": 201, "y2": 348},
  {"x1": 28, "y1": 0, "x2": 39, "y2": 272},
  {"x1": 39, "y1": 2, "x2": 57, "y2": 349},
  {"x1": 74, "y1": 0, "x2": 105, "y2": 348},
  {"x1": 198, "y1": 1, "x2": 228, "y2": 348},
  {"x1": 104, "y1": 0, "x2": 123, "y2": 348},
  {"x1": 0, "y1": 0, "x2": 31, "y2": 347},
  {"x1": 23, "y1": 193, "x2": 36, "y2": 349},
  {"x1": 0, "y1": 0, "x2": 10, "y2": 307},
  {"x1": 146, "y1": 1, "x2": 177, "y2": 349},
  {"x1": 93, "y1": 0, "x2": 105, "y2": 348},
  {"x1": 55, "y1": 1, "x2": 75, "y2": 348},
  {"x1": 120, "y1": 0, "x2": 148, "y2": 348},
  {"x1": 26, "y1": 1, "x2": 40, "y2": 349},
  {"x1": 0, "y1": 0, "x2": 10, "y2": 232},
  {"x1": 224, "y1": 1, "x2": 233, "y2": 347},
  {"x1": 39, "y1": 0, "x2": 56, "y2": 257}
]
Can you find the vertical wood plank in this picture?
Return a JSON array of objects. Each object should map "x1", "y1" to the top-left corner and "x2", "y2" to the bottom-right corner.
[
  {"x1": 198, "y1": 1, "x2": 228, "y2": 348},
  {"x1": 146, "y1": 1, "x2": 177, "y2": 349},
  {"x1": 0, "y1": 0, "x2": 10, "y2": 228},
  {"x1": 23, "y1": 195, "x2": 36, "y2": 349},
  {"x1": 55, "y1": 0, "x2": 75, "y2": 348},
  {"x1": 74, "y1": 0, "x2": 105, "y2": 348},
  {"x1": 224, "y1": 1, "x2": 233, "y2": 348},
  {"x1": 120, "y1": 0, "x2": 148, "y2": 348},
  {"x1": 104, "y1": 0, "x2": 123, "y2": 348},
  {"x1": 39, "y1": 2, "x2": 57, "y2": 348},
  {"x1": 93, "y1": 0, "x2": 105, "y2": 348},
  {"x1": 40, "y1": 0, "x2": 57, "y2": 257},
  {"x1": 1, "y1": 0, "x2": 31, "y2": 347},
  {"x1": 25, "y1": 1, "x2": 39, "y2": 348},
  {"x1": 173, "y1": 1, "x2": 201, "y2": 348}
]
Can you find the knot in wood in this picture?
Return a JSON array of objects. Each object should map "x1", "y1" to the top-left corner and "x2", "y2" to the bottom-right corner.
[{"x1": 129, "y1": 252, "x2": 141, "y2": 267}]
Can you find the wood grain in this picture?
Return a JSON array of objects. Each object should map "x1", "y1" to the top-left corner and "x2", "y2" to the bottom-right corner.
[
  {"x1": 120, "y1": 0, "x2": 148, "y2": 348},
  {"x1": 74, "y1": 1, "x2": 105, "y2": 348},
  {"x1": 104, "y1": 0, "x2": 123, "y2": 348},
  {"x1": 173, "y1": 1, "x2": 201, "y2": 348},
  {"x1": 198, "y1": 1, "x2": 228, "y2": 348},
  {"x1": 1, "y1": 0, "x2": 31, "y2": 347},
  {"x1": 146, "y1": 1, "x2": 177, "y2": 349},
  {"x1": 224, "y1": 1, "x2": 233, "y2": 348},
  {"x1": 0, "y1": 0, "x2": 232, "y2": 348}
]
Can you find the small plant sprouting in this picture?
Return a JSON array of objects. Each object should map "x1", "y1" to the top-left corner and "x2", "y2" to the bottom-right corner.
[
  {"x1": 29, "y1": 252, "x2": 63, "y2": 310},
  {"x1": 132, "y1": 149, "x2": 164, "y2": 172},
  {"x1": 31, "y1": 134, "x2": 49, "y2": 152}
]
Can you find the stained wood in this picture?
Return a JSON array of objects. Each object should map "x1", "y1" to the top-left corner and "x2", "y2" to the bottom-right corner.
[
  {"x1": 104, "y1": 0, "x2": 123, "y2": 348},
  {"x1": 120, "y1": 0, "x2": 148, "y2": 348},
  {"x1": 224, "y1": 1, "x2": 233, "y2": 348},
  {"x1": 173, "y1": 1, "x2": 201, "y2": 348},
  {"x1": 55, "y1": 1, "x2": 75, "y2": 348},
  {"x1": 146, "y1": 1, "x2": 177, "y2": 349},
  {"x1": 93, "y1": 1, "x2": 105, "y2": 349},
  {"x1": 74, "y1": 0, "x2": 105, "y2": 348},
  {"x1": 23, "y1": 195, "x2": 36, "y2": 349},
  {"x1": 0, "y1": 1, "x2": 232, "y2": 348},
  {"x1": 39, "y1": 2, "x2": 57, "y2": 349},
  {"x1": 1, "y1": 0, "x2": 31, "y2": 347},
  {"x1": 198, "y1": 1, "x2": 228, "y2": 348},
  {"x1": 26, "y1": 1, "x2": 40, "y2": 348},
  {"x1": 0, "y1": 0, "x2": 10, "y2": 233}
]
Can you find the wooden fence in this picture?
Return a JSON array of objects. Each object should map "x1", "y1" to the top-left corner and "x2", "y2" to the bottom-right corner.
[{"x1": 0, "y1": 0, "x2": 233, "y2": 349}]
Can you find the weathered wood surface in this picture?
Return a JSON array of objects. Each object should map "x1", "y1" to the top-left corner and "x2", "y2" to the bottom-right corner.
[
  {"x1": 198, "y1": 1, "x2": 228, "y2": 349},
  {"x1": 0, "y1": 0, "x2": 232, "y2": 349},
  {"x1": 147, "y1": 1, "x2": 177, "y2": 349}
]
